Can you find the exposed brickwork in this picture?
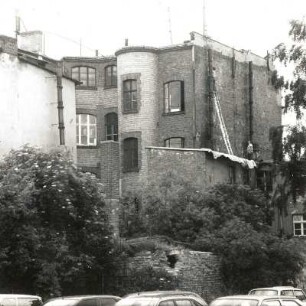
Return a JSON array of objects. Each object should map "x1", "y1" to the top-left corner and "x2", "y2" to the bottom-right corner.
[
  {"x1": 146, "y1": 147, "x2": 255, "y2": 189},
  {"x1": 99, "y1": 141, "x2": 120, "y2": 199},
  {"x1": 0, "y1": 35, "x2": 17, "y2": 56},
  {"x1": 63, "y1": 39, "x2": 280, "y2": 202},
  {"x1": 116, "y1": 237, "x2": 224, "y2": 302}
]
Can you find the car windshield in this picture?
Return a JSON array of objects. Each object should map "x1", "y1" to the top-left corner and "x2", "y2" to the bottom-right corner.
[
  {"x1": 116, "y1": 298, "x2": 158, "y2": 306},
  {"x1": 249, "y1": 291, "x2": 278, "y2": 296},
  {"x1": 210, "y1": 299, "x2": 259, "y2": 306},
  {"x1": 43, "y1": 299, "x2": 79, "y2": 306}
]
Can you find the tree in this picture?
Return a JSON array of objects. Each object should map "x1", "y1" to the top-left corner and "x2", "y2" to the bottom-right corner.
[
  {"x1": 272, "y1": 20, "x2": 306, "y2": 205},
  {"x1": 0, "y1": 146, "x2": 114, "y2": 299},
  {"x1": 119, "y1": 172, "x2": 305, "y2": 293}
]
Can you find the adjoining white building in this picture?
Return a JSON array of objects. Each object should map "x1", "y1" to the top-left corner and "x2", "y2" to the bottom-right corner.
[{"x1": 0, "y1": 34, "x2": 77, "y2": 160}]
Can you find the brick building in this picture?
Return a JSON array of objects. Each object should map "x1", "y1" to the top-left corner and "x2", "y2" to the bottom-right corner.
[{"x1": 62, "y1": 32, "x2": 281, "y2": 199}]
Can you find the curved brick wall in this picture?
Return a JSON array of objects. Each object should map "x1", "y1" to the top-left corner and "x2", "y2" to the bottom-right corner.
[{"x1": 117, "y1": 49, "x2": 159, "y2": 193}]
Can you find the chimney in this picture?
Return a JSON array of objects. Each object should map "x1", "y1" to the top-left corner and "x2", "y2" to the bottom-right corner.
[{"x1": 18, "y1": 30, "x2": 43, "y2": 54}]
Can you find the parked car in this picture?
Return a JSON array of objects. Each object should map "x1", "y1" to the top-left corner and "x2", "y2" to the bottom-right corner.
[
  {"x1": 248, "y1": 287, "x2": 306, "y2": 301},
  {"x1": 0, "y1": 294, "x2": 42, "y2": 306},
  {"x1": 116, "y1": 291, "x2": 207, "y2": 306},
  {"x1": 210, "y1": 295, "x2": 304, "y2": 306},
  {"x1": 43, "y1": 296, "x2": 121, "y2": 306}
]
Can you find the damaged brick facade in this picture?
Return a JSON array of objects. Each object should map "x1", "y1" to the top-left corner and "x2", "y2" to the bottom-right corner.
[{"x1": 62, "y1": 32, "x2": 281, "y2": 198}]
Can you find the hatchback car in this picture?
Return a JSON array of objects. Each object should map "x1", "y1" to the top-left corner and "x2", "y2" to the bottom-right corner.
[
  {"x1": 43, "y1": 295, "x2": 121, "y2": 306},
  {"x1": 210, "y1": 295, "x2": 304, "y2": 306},
  {"x1": 248, "y1": 287, "x2": 306, "y2": 302},
  {"x1": 0, "y1": 294, "x2": 42, "y2": 306},
  {"x1": 117, "y1": 291, "x2": 207, "y2": 306}
]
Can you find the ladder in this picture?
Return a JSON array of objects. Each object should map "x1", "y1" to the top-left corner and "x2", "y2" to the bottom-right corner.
[{"x1": 212, "y1": 91, "x2": 234, "y2": 155}]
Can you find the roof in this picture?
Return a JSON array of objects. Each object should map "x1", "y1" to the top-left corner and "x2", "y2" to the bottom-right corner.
[
  {"x1": 146, "y1": 146, "x2": 257, "y2": 169},
  {"x1": 124, "y1": 291, "x2": 200, "y2": 298},
  {"x1": 48, "y1": 296, "x2": 120, "y2": 301},
  {"x1": 250, "y1": 287, "x2": 298, "y2": 291},
  {"x1": 215, "y1": 295, "x2": 298, "y2": 300},
  {"x1": 0, "y1": 295, "x2": 41, "y2": 299}
]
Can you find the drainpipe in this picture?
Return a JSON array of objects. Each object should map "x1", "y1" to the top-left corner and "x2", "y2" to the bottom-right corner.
[
  {"x1": 207, "y1": 48, "x2": 214, "y2": 150},
  {"x1": 56, "y1": 62, "x2": 65, "y2": 145},
  {"x1": 248, "y1": 61, "x2": 254, "y2": 143},
  {"x1": 192, "y1": 45, "x2": 197, "y2": 148}
]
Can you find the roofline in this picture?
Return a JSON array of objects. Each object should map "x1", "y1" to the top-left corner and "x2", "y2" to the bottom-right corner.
[{"x1": 146, "y1": 146, "x2": 257, "y2": 169}]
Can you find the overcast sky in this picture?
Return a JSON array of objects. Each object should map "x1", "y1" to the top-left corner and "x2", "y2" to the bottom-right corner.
[{"x1": 1, "y1": 0, "x2": 306, "y2": 59}]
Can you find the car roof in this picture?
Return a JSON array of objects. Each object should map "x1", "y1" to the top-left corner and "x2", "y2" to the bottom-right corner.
[
  {"x1": 250, "y1": 287, "x2": 298, "y2": 291},
  {"x1": 0, "y1": 295, "x2": 41, "y2": 299},
  {"x1": 123, "y1": 291, "x2": 201, "y2": 298},
  {"x1": 46, "y1": 296, "x2": 121, "y2": 302},
  {"x1": 216, "y1": 295, "x2": 299, "y2": 301}
]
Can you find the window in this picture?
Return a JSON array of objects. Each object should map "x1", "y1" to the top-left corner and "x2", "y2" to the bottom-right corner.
[
  {"x1": 164, "y1": 81, "x2": 184, "y2": 113},
  {"x1": 76, "y1": 114, "x2": 97, "y2": 146},
  {"x1": 257, "y1": 170, "x2": 273, "y2": 192},
  {"x1": 78, "y1": 299, "x2": 98, "y2": 306},
  {"x1": 280, "y1": 301, "x2": 301, "y2": 306},
  {"x1": 72, "y1": 66, "x2": 96, "y2": 87},
  {"x1": 105, "y1": 113, "x2": 118, "y2": 141},
  {"x1": 105, "y1": 65, "x2": 117, "y2": 87},
  {"x1": 293, "y1": 290, "x2": 306, "y2": 301},
  {"x1": 123, "y1": 79, "x2": 137, "y2": 112},
  {"x1": 159, "y1": 302, "x2": 175, "y2": 306},
  {"x1": 175, "y1": 300, "x2": 193, "y2": 306},
  {"x1": 293, "y1": 214, "x2": 306, "y2": 236},
  {"x1": 164, "y1": 137, "x2": 184, "y2": 148},
  {"x1": 229, "y1": 166, "x2": 236, "y2": 184},
  {"x1": 123, "y1": 138, "x2": 138, "y2": 171},
  {"x1": 261, "y1": 301, "x2": 281, "y2": 306},
  {"x1": 281, "y1": 291, "x2": 294, "y2": 296}
]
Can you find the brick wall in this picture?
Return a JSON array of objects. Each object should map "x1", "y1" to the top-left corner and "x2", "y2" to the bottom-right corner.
[
  {"x1": 116, "y1": 48, "x2": 159, "y2": 194},
  {"x1": 146, "y1": 147, "x2": 254, "y2": 190},
  {"x1": 157, "y1": 46, "x2": 195, "y2": 148},
  {"x1": 0, "y1": 35, "x2": 17, "y2": 55},
  {"x1": 116, "y1": 237, "x2": 224, "y2": 302}
]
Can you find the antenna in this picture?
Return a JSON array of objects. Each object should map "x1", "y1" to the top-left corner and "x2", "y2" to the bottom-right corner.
[
  {"x1": 203, "y1": 0, "x2": 207, "y2": 37},
  {"x1": 15, "y1": 10, "x2": 20, "y2": 39},
  {"x1": 167, "y1": 6, "x2": 173, "y2": 44}
]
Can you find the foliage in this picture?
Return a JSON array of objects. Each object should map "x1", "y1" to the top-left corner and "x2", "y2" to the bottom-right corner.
[
  {"x1": 119, "y1": 172, "x2": 305, "y2": 293},
  {"x1": 0, "y1": 146, "x2": 114, "y2": 299},
  {"x1": 271, "y1": 20, "x2": 306, "y2": 209}
]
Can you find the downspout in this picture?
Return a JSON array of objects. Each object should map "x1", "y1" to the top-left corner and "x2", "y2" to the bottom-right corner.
[
  {"x1": 207, "y1": 48, "x2": 214, "y2": 150},
  {"x1": 192, "y1": 45, "x2": 197, "y2": 148},
  {"x1": 56, "y1": 62, "x2": 65, "y2": 145},
  {"x1": 248, "y1": 61, "x2": 254, "y2": 143}
]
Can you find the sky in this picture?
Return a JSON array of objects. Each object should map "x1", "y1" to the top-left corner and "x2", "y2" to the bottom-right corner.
[
  {"x1": 1, "y1": 0, "x2": 306, "y2": 59},
  {"x1": 1, "y1": 0, "x2": 305, "y2": 125}
]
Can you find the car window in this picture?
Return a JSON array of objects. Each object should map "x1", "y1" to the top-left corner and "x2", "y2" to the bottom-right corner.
[
  {"x1": 280, "y1": 301, "x2": 301, "y2": 306},
  {"x1": 175, "y1": 300, "x2": 193, "y2": 306},
  {"x1": 294, "y1": 291, "x2": 306, "y2": 301},
  {"x1": 250, "y1": 291, "x2": 278, "y2": 296},
  {"x1": 1, "y1": 299, "x2": 16, "y2": 306},
  {"x1": 17, "y1": 298, "x2": 42, "y2": 306},
  {"x1": 191, "y1": 300, "x2": 206, "y2": 306},
  {"x1": 78, "y1": 299, "x2": 98, "y2": 306},
  {"x1": 281, "y1": 291, "x2": 294, "y2": 297},
  {"x1": 261, "y1": 300, "x2": 281, "y2": 306},
  {"x1": 159, "y1": 301, "x2": 175, "y2": 306},
  {"x1": 97, "y1": 299, "x2": 118, "y2": 306},
  {"x1": 210, "y1": 299, "x2": 259, "y2": 306}
]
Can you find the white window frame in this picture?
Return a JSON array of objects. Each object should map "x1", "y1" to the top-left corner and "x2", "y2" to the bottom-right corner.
[
  {"x1": 76, "y1": 114, "x2": 97, "y2": 146},
  {"x1": 293, "y1": 214, "x2": 306, "y2": 236}
]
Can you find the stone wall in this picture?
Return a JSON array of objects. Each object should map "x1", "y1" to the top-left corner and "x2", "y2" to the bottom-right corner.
[{"x1": 116, "y1": 237, "x2": 225, "y2": 303}]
